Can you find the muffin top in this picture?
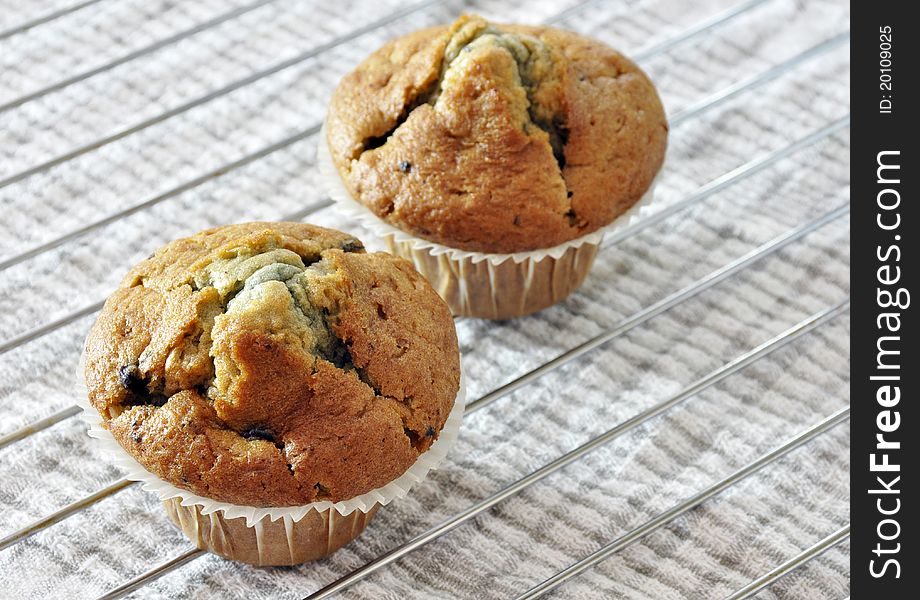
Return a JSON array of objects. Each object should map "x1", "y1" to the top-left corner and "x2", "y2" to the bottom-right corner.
[
  {"x1": 326, "y1": 15, "x2": 668, "y2": 254},
  {"x1": 84, "y1": 222, "x2": 460, "y2": 507}
]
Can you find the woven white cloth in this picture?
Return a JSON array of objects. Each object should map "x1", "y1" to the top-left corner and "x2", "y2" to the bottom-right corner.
[{"x1": 0, "y1": 0, "x2": 849, "y2": 598}]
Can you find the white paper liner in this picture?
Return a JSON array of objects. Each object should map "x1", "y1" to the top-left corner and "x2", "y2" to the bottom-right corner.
[
  {"x1": 317, "y1": 123, "x2": 662, "y2": 265},
  {"x1": 77, "y1": 353, "x2": 466, "y2": 527}
]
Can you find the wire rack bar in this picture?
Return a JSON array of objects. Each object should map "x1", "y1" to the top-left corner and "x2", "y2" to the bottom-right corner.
[
  {"x1": 0, "y1": 0, "x2": 104, "y2": 41},
  {"x1": 0, "y1": 119, "x2": 850, "y2": 568},
  {"x1": 0, "y1": 0, "x2": 851, "y2": 597},
  {"x1": 0, "y1": 479, "x2": 133, "y2": 551},
  {"x1": 669, "y1": 31, "x2": 849, "y2": 127},
  {"x1": 0, "y1": 115, "x2": 848, "y2": 458},
  {"x1": 281, "y1": 115, "x2": 850, "y2": 250},
  {"x1": 0, "y1": 124, "x2": 322, "y2": 272},
  {"x1": 0, "y1": 208, "x2": 362, "y2": 371},
  {"x1": 0, "y1": 34, "x2": 847, "y2": 347},
  {"x1": 543, "y1": 0, "x2": 606, "y2": 24},
  {"x1": 671, "y1": 31, "x2": 850, "y2": 125},
  {"x1": 0, "y1": 0, "x2": 279, "y2": 112},
  {"x1": 0, "y1": 0, "x2": 778, "y2": 268},
  {"x1": 631, "y1": 0, "x2": 770, "y2": 62},
  {"x1": 97, "y1": 548, "x2": 206, "y2": 600},
  {"x1": 0, "y1": 0, "x2": 592, "y2": 271},
  {"x1": 722, "y1": 525, "x2": 851, "y2": 600},
  {"x1": 0, "y1": 113, "x2": 848, "y2": 468},
  {"x1": 0, "y1": 480, "x2": 135, "y2": 550},
  {"x1": 0, "y1": 0, "x2": 446, "y2": 190},
  {"x1": 601, "y1": 116, "x2": 849, "y2": 250},
  {"x1": 468, "y1": 201, "x2": 848, "y2": 413},
  {"x1": 0, "y1": 10, "x2": 852, "y2": 596},
  {"x1": 512, "y1": 408, "x2": 851, "y2": 600},
  {"x1": 0, "y1": 300, "x2": 103, "y2": 356},
  {"x1": 300, "y1": 302, "x2": 849, "y2": 600},
  {"x1": 0, "y1": 404, "x2": 81, "y2": 450},
  {"x1": 0, "y1": 200, "x2": 847, "y2": 555},
  {"x1": 281, "y1": 200, "x2": 336, "y2": 222},
  {"x1": 12, "y1": 0, "x2": 619, "y2": 194},
  {"x1": 93, "y1": 302, "x2": 847, "y2": 599}
]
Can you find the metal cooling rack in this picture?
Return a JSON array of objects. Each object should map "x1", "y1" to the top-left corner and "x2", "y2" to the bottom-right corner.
[{"x1": 0, "y1": 0, "x2": 850, "y2": 598}]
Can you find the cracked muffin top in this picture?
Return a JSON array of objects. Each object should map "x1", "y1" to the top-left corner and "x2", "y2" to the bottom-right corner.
[
  {"x1": 326, "y1": 15, "x2": 668, "y2": 254},
  {"x1": 83, "y1": 222, "x2": 460, "y2": 507}
]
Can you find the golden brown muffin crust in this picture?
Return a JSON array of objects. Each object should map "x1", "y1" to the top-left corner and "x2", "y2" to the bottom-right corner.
[
  {"x1": 326, "y1": 15, "x2": 668, "y2": 253},
  {"x1": 84, "y1": 223, "x2": 460, "y2": 507}
]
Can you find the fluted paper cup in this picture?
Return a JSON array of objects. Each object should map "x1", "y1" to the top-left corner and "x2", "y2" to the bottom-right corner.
[
  {"x1": 318, "y1": 125, "x2": 661, "y2": 319},
  {"x1": 78, "y1": 355, "x2": 466, "y2": 566}
]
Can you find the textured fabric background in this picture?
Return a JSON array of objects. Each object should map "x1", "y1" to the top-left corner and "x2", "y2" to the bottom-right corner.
[{"x1": 0, "y1": 0, "x2": 850, "y2": 598}]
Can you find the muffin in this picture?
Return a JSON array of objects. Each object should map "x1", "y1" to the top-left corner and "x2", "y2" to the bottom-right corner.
[
  {"x1": 324, "y1": 14, "x2": 667, "y2": 319},
  {"x1": 82, "y1": 222, "x2": 462, "y2": 565}
]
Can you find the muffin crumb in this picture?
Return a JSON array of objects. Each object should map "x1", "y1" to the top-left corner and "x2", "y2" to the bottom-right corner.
[
  {"x1": 84, "y1": 223, "x2": 460, "y2": 507},
  {"x1": 326, "y1": 14, "x2": 667, "y2": 253}
]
